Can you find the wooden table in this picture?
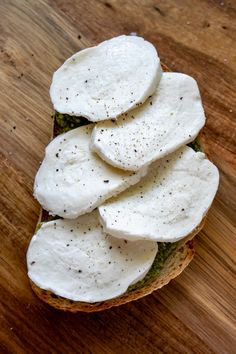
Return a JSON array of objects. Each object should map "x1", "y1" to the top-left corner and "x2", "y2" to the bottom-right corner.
[{"x1": 0, "y1": 1, "x2": 235, "y2": 353}]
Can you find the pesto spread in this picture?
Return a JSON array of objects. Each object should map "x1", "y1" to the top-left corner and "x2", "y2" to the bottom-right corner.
[
  {"x1": 128, "y1": 241, "x2": 177, "y2": 292},
  {"x1": 187, "y1": 140, "x2": 202, "y2": 152},
  {"x1": 54, "y1": 112, "x2": 90, "y2": 136},
  {"x1": 35, "y1": 222, "x2": 43, "y2": 233}
]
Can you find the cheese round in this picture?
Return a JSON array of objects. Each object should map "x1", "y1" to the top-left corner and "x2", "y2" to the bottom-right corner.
[
  {"x1": 91, "y1": 73, "x2": 206, "y2": 171},
  {"x1": 27, "y1": 211, "x2": 158, "y2": 302},
  {"x1": 34, "y1": 125, "x2": 147, "y2": 219},
  {"x1": 50, "y1": 35, "x2": 162, "y2": 121},
  {"x1": 99, "y1": 146, "x2": 219, "y2": 242}
]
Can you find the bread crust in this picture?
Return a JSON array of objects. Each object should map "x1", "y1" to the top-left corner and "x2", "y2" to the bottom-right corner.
[{"x1": 29, "y1": 62, "x2": 207, "y2": 312}]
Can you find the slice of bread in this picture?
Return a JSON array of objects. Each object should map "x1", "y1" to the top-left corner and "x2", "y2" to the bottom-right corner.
[{"x1": 29, "y1": 63, "x2": 207, "y2": 312}]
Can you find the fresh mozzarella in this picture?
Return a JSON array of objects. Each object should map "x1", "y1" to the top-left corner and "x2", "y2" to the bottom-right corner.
[
  {"x1": 50, "y1": 35, "x2": 162, "y2": 121},
  {"x1": 34, "y1": 125, "x2": 147, "y2": 219},
  {"x1": 27, "y1": 211, "x2": 158, "y2": 302},
  {"x1": 99, "y1": 146, "x2": 219, "y2": 242},
  {"x1": 91, "y1": 73, "x2": 206, "y2": 171}
]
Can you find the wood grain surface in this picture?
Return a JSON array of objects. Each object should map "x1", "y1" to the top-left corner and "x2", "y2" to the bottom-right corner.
[{"x1": 0, "y1": 0, "x2": 235, "y2": 353}]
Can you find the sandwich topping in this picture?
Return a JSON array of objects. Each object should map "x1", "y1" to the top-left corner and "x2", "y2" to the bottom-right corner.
[
  {"x1": 50, "y1": 35, "x2": 162, "y2": 121},
  {"x1": 91, "y1": 73, "x2": 206, "y2": 171},
  {"x1": 27, "y1": 211, "x2": 158, "y2": 302},
  {"x1": 34, "y1": 124, "x2": 147, "y2": 219},
  {"x1": 99, "y1": 146, "x2": 219, "y2": 242},
  {"x1": 27, "y1": 35, "x2": 219, "y2": 305}
]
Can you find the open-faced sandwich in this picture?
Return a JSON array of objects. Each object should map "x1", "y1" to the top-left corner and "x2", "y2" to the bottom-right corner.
[{"x1": 27, "y1": 35, "x2": 219, "y2": 312}]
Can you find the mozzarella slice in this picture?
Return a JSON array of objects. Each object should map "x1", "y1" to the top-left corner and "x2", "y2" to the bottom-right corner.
[
  {"x1": 50, "y1": 35, "x2": 162, "y2": 121},
  {"x1": 99, "y1": 146, "x2": 219, "y2": 242},
  {"x1": 27, "y1": 211, "x2": 158, "y2": 302},
  {"x1": 91, "y1": 73, "x2": 206, "y2": 171},
  {"x1": 34, "y1": 125, "x2": 147, "y2": 218}
]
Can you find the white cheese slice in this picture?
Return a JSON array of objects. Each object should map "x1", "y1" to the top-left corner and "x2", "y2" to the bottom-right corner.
[
  {"x1": 91, "y1": 73, "x2": 206, "y2": 171},
  {"x1": 27, "y1": 211, "x2": 158, "y2": 302},
  {"x1": 34, "y1": 125, "x2": 147, "y2": 219},
  {"x1": 99, "y1": 146, "x2": 219, "y2": 242},
  {"x1": 50, "y1": 35, "x2": 162, "y2": 121}
]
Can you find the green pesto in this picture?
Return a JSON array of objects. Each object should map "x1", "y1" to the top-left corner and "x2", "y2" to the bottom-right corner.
[
  {"x1": 54, "y1": 112, "x2": 90, "y2": 135},
  {"x1": 35, "y1": 222, "x2": 44, "y2": 233},
  {"x1": 128, "y1": 241, "x2": 177, "y2": 292},
  {"x1": 187, "y1": 139, "x2": 202, "y2": 152}
]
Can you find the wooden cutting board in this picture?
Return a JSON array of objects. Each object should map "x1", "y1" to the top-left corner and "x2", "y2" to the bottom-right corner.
[{"x1": 0, "y1": 1, "x2": 235, "y2": 353}]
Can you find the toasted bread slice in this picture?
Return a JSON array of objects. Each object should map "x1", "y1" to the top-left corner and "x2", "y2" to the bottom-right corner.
[{"x1": 29, "y1": 63, "x2": 207, "y2": 312}]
